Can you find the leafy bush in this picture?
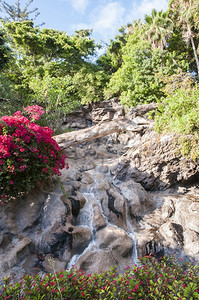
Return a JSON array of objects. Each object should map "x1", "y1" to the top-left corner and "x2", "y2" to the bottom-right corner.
[
  {"x1": 0, "y1": 255, "x2": 198, "y2": 299},
  {"x1": 154, "y1": 87, "x2": 199, "y2": 135},
  {"x1": 0, "y1": 105, "x2": 68, "y2": 202},
  {"x1": 29, "y1": 64, "x2": 108, "y2": 114},
  {"x1": 154, "y1": 87, "x2": 199, "y2": 159},
  {"x1": 0, "y1": 98, "x2": 24, "y2": 119},
  {"x1": 0, "y1": 73, "x2": 18, "y2": 102},
  {"x1": 29, "y1": 75, "x2": 80, "y2": 114},
  {"x1": 72, "y1": 63, "x2": 109, "y2": 105},
  {"x1": 104, "y1": 33, "x2": 185, "y2": 107}
]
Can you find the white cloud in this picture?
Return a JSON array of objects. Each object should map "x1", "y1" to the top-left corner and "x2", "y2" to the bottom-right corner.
[
  {"x1": 68, "y1": 0, "x2": 90, "y2": 14},
  {"x1": 71, "y1": 0, "x2": 169, "y2": 42},
  {"x1": 142, "y1": 0, "x2": 169, "y2": 14},
  {"x1": 74, "y1": 1, "x2": 125, "y2": 41},
  {"x1": 92, "y1": 2, "x2": 125, "y2": 33},
  {"x1": 126, "y1": 0, "x2": 169, "y2": 24}
]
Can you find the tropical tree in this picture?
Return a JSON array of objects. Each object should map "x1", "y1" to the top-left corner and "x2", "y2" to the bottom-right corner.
[
  {"x1": 1, "y1": 20, "x2": 108, "y2": 114},
  {"x1": 144, "y1": 9, "x2": 173, "y2": 51},
  {"x1": 105, "y1": 37, "x2": 160, "y2": 106},
  {"x1": 2, "y1": 21, "x2": 96, "y2": 71},
  {"x1": 97, "y1": 26, "x2": 127, "y2": 74},
  {"x1": 2, "y1": 21, "x2": 96, "y2": 84},
  {"x1": 169, "y1": 0, "x2": 199, "y2": 75},
  {"x1": 126, "y1": 19, "x2": 143, "y2": 35},
  {"x1": 0, "y1": 27, "x2": 11, "y2": 70},
  {"x1": 0, "y1": 0, "x2": 41, "y2": 23},
  {"x1": 104, "y1": 23, "x2": 189, "y2": 107},
  {"x1": 72, "y1": 62, "x2": 109, "y2": 105}
]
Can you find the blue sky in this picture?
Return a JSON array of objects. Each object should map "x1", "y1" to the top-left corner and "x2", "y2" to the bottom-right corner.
[{"x1": 6, "y1": 0, "x2": 169, "y2": 43}]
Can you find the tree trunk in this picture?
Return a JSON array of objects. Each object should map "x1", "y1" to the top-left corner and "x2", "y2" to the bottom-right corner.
[
  {"x1": 188, "y1": 24, "x2": 199, "y2": 75},
  {"x1": 54, "y1": 102, "x2": 158, "y2": 149},
  {"x1": 53, "y1": 118, "x2": 143, "y2": 149}
]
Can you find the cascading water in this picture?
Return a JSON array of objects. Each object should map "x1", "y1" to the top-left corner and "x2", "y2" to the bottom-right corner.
[
  {"x1": 67, "y1": 193, "x2": 96, "y2": 270},
  {"x1": 125, "y1": 206, "x2": 139, "y2": 264},
  {"x1": 67, "y1": 166, "x2": 139, "y2": 270}
]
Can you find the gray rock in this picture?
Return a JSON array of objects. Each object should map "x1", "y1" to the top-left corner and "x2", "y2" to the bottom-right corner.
[{"x1": 1, "y1": 102, "x2": 199, "y2": 281}]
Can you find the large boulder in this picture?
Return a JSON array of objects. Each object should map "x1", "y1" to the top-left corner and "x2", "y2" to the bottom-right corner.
[
  {"x1": 114, "y1": 130, "x2": 199, "y2": 190},
  {"x1": 74, "y1": 225, "x2": 135, "y2": 273},
  {"x1": 136, "y1": 192, "x2": 199, "y2": 262}
]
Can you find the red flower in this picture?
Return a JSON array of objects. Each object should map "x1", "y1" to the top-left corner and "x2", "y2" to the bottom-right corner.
[
  {"x1": 0, "y1": 106, "x2": 67, "y2": 202},
  {"x1": 20, "y1": 165, "x2": 27, "y2": 171}
]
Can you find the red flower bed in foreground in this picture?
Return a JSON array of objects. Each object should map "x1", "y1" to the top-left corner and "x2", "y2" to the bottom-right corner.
[{"x1": 0, "y1": 255, "x2": 198, "y2": 299}]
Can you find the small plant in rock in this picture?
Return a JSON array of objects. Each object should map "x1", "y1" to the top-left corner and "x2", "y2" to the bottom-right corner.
[
  {"x1": 0, "y1": 255, "x2": 198, "y2": 299},
  {"x1": 0, "y1": 105, "x2": 68, "y2": 203}
]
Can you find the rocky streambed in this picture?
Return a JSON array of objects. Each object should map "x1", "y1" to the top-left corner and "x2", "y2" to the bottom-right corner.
[{"x1": 0, "y1": 101, "x2": 199, "y2": 282}]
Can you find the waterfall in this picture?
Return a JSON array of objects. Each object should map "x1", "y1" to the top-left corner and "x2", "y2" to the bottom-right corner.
[{"x1": 66, "y1": 167, "x2": 139, "y2": 270}]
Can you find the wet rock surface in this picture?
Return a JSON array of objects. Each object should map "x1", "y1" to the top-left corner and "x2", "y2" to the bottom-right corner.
[{"x1": 0, "y1": 102, "x2": 199, "y2": 282}]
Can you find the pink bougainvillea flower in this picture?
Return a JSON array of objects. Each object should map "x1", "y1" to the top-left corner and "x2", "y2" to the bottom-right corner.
[
  {"x1": 0, "y1": 106, "x2": 67, "y2": 202},
  {"x1": 23, "y1": 105, "x2": 45, "y2": 121},
  {"x1": 42, "y1": 168, "x2": 48, "y2": 173},
  {"x1": 20, "y1": 165, "x2": 27, "y2": 171}
]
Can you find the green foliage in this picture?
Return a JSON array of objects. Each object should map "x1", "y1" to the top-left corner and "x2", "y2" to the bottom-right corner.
[
  {"x1": 97, "y1": 26, "x2": 127, "y2": 74},
  {"x1": 0, "y1": 255, "x2": 198, "y2": 299},
  {"x1": 2, "y1": 21, "x2": 96, "y2": 69},
  {"x1": 0, "y1": 73, "x2": 17, "y2": 101},
  {"x1": 72, "y1": 63, "x2": 109, "y2": 105},
  {"x1": 178, "y1": 134, "x2": 199, "y2": 160},
  {"x1": 1, "y1": 21, "x2": 104, "y2": 110},
  {"x1": 144, "y1": 9, "x2": 173, "y2": 51},
  {"x1": 29, "y1": 74, "x2": 79, "y2": 113},
  {"x1": 154, "y1": 87, "x2": 199, "y2": 134},
  {"x1": 29, "y1": 63, "x2": 108, "y2": 113},
  {"x1": 0, "y1": 0, "x2": 198, "y2": 136},
  {"x1": 0, "y1": 28, "x2": 12, "y2": 71},
  {"x1": 169, "y1": 0, "x2": 199, "y2": 75},
  {"x1": 154, "y1": 87, "x2": 199, "y2": 159},
  {"x1": 104, "y1": 33, "x2": 184, "y2": 107}
]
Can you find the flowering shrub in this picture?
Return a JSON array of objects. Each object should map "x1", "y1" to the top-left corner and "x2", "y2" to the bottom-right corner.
[
  {"x1": 0, "y1": 255, "x2": 198, "y2": 299},
  {"x1": 0, "y1": 105, "x2": 68, "y2": 202}
]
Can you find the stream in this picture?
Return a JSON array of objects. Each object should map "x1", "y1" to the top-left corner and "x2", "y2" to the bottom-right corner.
[{"x1": 66, "y1": 165, "x2": 139, "y2": 271}]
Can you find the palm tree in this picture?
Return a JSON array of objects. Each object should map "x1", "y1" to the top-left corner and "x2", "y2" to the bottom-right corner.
[
  {"x1": 169, "y1": 0, "x2": 199, "y2": 75},
  {"x1": 126, "y1": 19, "x2": 143, "y2": 35},
  {"x1": 144, "y1": 9, "x2": 173, "y2": 51}
]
